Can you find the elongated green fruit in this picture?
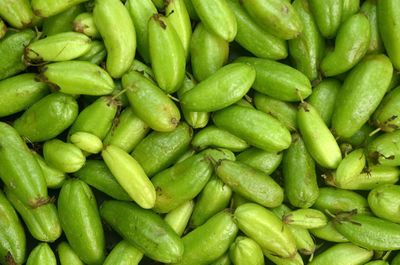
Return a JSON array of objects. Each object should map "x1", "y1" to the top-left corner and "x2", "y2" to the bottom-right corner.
[
  {"x1": 164, "y1": 200, "x2": 195, "y2": 236},
  {"x1": 241, "y1": 0, "x2": 302, "y2": 40},
  {"x1": 6, "y1": 188, "x2": 61, "y2": 243},
  {"x1": 100, "y1": 200, "x2": 184, "y2": 263},
  {"x1": 43, "y1": 139, "x2": 85, "y2": 173},
  {"x1": 190, "y1": 22, "x2": 229, "y2": 82},
  {"x1": 308, "y1": 0, "x2": 343, "y2": 38},
  {"x1": 229, "y1": 236, "x2": 264, "y2": 265},
  {"x1": 0, "y1": 73, "x2": 49, "y2": 118},
  {"x1": 122, "y1": 70, "x2": 181, "y2": 132},
  {"x1": 41, "y1": 61, "x2": 114, "y2": 95},
  {"x1": 236, "y1": 147, "x2": 282, "y2": 175},
  {"x1": 321, "y1": 14, "x2": 371, "y2": 76},
  {"x1": 332, "y1": 54, "x2": 393, "y2": 137},
  {"x1": 341, "y1": 123, "x2": 376, "y2": 147},
  {"x1": 342, "y1": 0, "x2": 360, "y2": 22},
  {"x1": 73, "y1": 13, "x2": 100, "y2": 39},
  {"x1": 308, "y1": 243, "x2": 373, "y2": 265},
  {"x1": 226, "y1": 0, "x2": 287, "y2": 60},
  {"x1": 368, "y1": 184, "x2": 400, "y2": 223},
  {"x1": 42, "y1": 4, "x2": 85, "y2": 36},
  {"x1": 368, "y1": 130, "x2": 400, "y2": 166},
  {"x1": 334, "y1": 148, "x2": 366, "y2": 188},
  {"x1": 0, "y1": 29, "x2": 35, "y2": 81},
  {"x1": 191, "y1": 0, "x2": 237, "y2": 42},
  {"x1": 393, "y1": 253, "x2": 400, "y2": 265},
  {"x1": 175, "y1": 210, "x2": 238, "y2": 265},
  {"x1": 361, "y1": 0, "x2": 384, "y2": 54},
  {"x1": 78, "y1": 40, "x2": 107, "y2": 64},
  {"x1": 289, "y1": 0, "x2": 325, "y2": 81},
  {"x1": 209, "y1": 253, "x2": 231, "y2": 265},
  {"x1": 32, "y1": 0, "x2": 89, "y2": 17},
  {"x1": 0, "y1": 0, "x2": 34, "y2": 28},
  {"x1": 102, "y1": 145, "x2": 155, "y2": 209},
  {"x1": 149, "y1": 14, "x2": 185, "y2": 93},
  {"x1": 14, "y1": 92, "x2": 78, "y2": 142},
  {"x1": 0, "y1": 122, "x2": 49, "y2": 208},
  {"x1": 103, "y1": 240, "x2": 143, "y2": 265},
  {"x1": 235, "y1": 57, "x2": 312, "y2": 102},
  {"x1": 26, "y1": 243, "x2": 56, "y2": 265},
  {"x1": 373, "y1": 86, "x2": 400, "y2": 132},
  {"x1": 283, "y1": 133, "x2": 319, "y2": 208},
  {"x1": 310, "y1": 221, "x2": 348, "y2": 243},
  {"x1": 283, "y1": 208, "x2": 327, "y2": 229},
  {"x1": 58, "y1": 242, "x2": 84, "y2": 265},
  {"x1": 213, "y1": 105, "x2": 292, "y2": 152},
  {"x1": 0, "y1": 19, "x2": 5, "y2": 39},
  {"x1": 181, "y1": 63, "x2": 254, "y2": 111},
  {"x1": 264, "y1": 252, "x2": 304, "y2": 265},
  {"x1": 32, "y1": 152, "x2": 66, "y2": 189},
  {"x1": 71, "y1": 132, "x2": 103, "y2": 154},
  {"x1": 0, "y1": 190, "x2": 26, "y2": 265},
  {"x1": 365, "y1": 261, "x2": 389, "y2": 265},
  {"x1": 128, "y1": 59, "x2": 155, "y2": 81},
  {"x1": 235, "y1": 203, "x2": 297, "y2": 258},
  {"x1": 94, "y1": 0, "x2": 136, "y2": 78},
  {"x1": 298, "y1": 102, "x2": 342, "y2": 169},
  {"x1": 190, "y1": 176, "x2": 232, "y2": 227}
]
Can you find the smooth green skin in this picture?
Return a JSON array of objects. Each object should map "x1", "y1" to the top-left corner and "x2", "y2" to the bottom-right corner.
[
  {"x1": 190, "y1": 176, "x2": 232, "y2": 228},
  {"x1": 283, "y1": 208, "x2": 327, "y2": 229},
  {"x1": 216, "y1": 160, "x2": 283, "y2": 208},
  {"x1": 342, "y1": 124, "x2": 376, "y2": 147},
  {"x1": 93, "y1": 0, "x2": 136, "y2": 78},
  {"x1": 71, "y1": 132, "x2": 103, "y2": 154},
  {"x1": 368, "y1": 184, "x2": 400, "y2": 223},
  {"x1": 176, "y1": 148, "x2": 196, "y2": 163},
  {"x1": 365, "y1": 261, "x2": 389, "y2": 265},
  {"x1": 68, "y1": 96, "x2": 117, "y2": 141},
  {"x1": 308, "y1": 243, "x2": 373, "y2": 265},
  {"x1": 213, "y1": 105, "x2": 292, "y2": 152},
  {"x1": 192, "y1": 126, "x2": 249, "y2": 152},
  {"x1": 128, "y1": 59, "x2": 155, "y2": 80},
  {"x1": 58, "y1": 242, "x2": 84, "y2": 265},
  {"x1": 26, "y1": 32, "x2": 91, "y2": 62},
  {"x1": 283, "y1": 133, "x2": 319, "y2": 208},
  {"x1": 166, "y1": 0, "x2": 192, "y2": 59},
  {"x1": 226, "y1": 0, "x2": 287, "y2": 60},
  {"x1": 332, "y1": 54, "x2": 393, "y2": 138},
  {"x1": 58, "y1": 180, "x2": 105, "y2": 265},
  {"x1": 177, "y1": 73, "x2": 210, "y2": 129},
  {"x1": 103, "y1": 107, "x2": 150, "y2": 153},
  {"x1": 165, "y1": 200, "x2": 195, "y2": 236},
  {"x1": 151, "y1": 0, "x2": 164, "y2": 8},
  {"x1": 26, "y1": 243, "x2": 56, "y2": 265},
  {"x1": 78, "y1": 40, "x2": 107, "y2": 64},
  {"x1": 368, "y1": 130, "x2": 400, "y2": 166},
  {"x1": 0, "y1": 19, "x2": 5, "y2": 39},
  {"x1": 0, "y1": 190, "x2": 26, "y2": 265},
  {"x1": 131, "y1": 122, "x2": 192, "y2": 177},
  {"x1": 335, "y1": 214, "x2": 400, "y2": 250},
  {"x1": 102, "y1": 145, "x2": 156, "y2": 209},
  {"x1": 42, "y1": 4, "x2": 85, "y2": 36},
  {"x1": 183, "y1": 0, "x2": 199, "y2": 21},
  {"x1": 175, "y1": 210, "x2": 238, "y2": 265},
  {"x1": 264, "y1": 252, "x2": 304, "y2": 265},
  {"x1": 151, "y1": 152, "x2": 214, "y2": 213},
  {"x1": 327, "y1": 165, "x2": 400, "y2": 190},
  {"x1": 210, "y1": 253, "x2": 231, "y2": 265},
  {"x1": 32, "y1": 152, "x2": 66, "y2": 189},
  {"x1": 289, "y1": 0, "x2": 325, "y2": 81},
  {"x1": 149, "y1": 14, "x2": 185, "y2": 93},
  {"x1": 378, "y1": 0, "x2": 400, "y2": 70},
  {"x1": 14, "y1": 92, "x2": 78, "y2": 142},
  {"x1": 74, "y1": 160, "x2": 132, "y2": 201},
  {"x1": 103, "y1": 240, "x2": 143, "y2": 265},
  {"x1": 236, "y1": 147, "x2": 282, "y2": 175},
  {"x1": 0, "y1": 73, "x2": 49, "y2": 118},
  {"x1": 190, "y1": 22, "x2": 229, "y2": 82},
  {"x1": 0, "y1": 0, "x2": 33, "y2": 28},
  {"x1": 231, "y1": 193, "x2": 250, "y2": 209},
  {"x1": 122, "y1": 70, "x2": 181, "y2": 132},
  {"x1": 360, "y1": 0, "x2": 384, "y2": 54},
  {"x1": 310, "y1": 220, "x2": 348, "y2": 243},
  {"x1": 342, "y1": 0, "x2": 360, "y2": 22},
  {"x1": 191, "y1": 0, "x2": 237, "y2": 42},
  {"x1": 309, "y1": 0, "x2": 343, "y2": 38},
  {"x1": 307, "y1": 79, "x2": 340, "y2": 126},
  {"x1": 313, "y1": 187, "x2": 369, "y2": 214},
  {"x1": 43, "y1": 139, "x2": 85, "y2": 173},
  {"x1": 73, "y1": 13, "x2": 100, "y2": 39},
  {"x1": 229, "y1": 236, "x2": 264, "y2": 265},
  {"x1": 373, "y1": 86, "x2": 400, "y2": 132},
  {"x1": 335, "y1": 148, "x2": 366, "y2": 188},
  {"x1": 101, "y1": 200, "x2": 184, "y2": 263},
  {"x1": 272, "y1": 204, "x2": 315, "y2": 255},
  {"x1": 32, "y1": 0, "x2": 88, "y2": 17},
  {"x1": 182, "y1": 63, "x2": 255, "y2": 112},
  {"x1": 0, "y1": 29, "x2": 35, "y2": 81},
  {"x1": 321, "y1": 14, "x2": 371, "y2": 77},
  {"x1": 298, "y1": 102, "x2": 342, "y2": 169},
  {"x1": 42, "y1": 61, "x2": 114, "y2": 95},
  {"x1": 235, "y1": 57, "x2": 312, "y2": 102},
  {"x1": 235, "y1": 203, "x2": 296, "y2": 258},
  {"x1": 6, "y1": 188, "x2": 61, "y2": 243},
  {"x1": 126, "y1": 0, "x2": 156, "y2": 63},
  {"x1": 392, "y1": 253, "x2": 400, "y2": 265},
  {"x1": 241, "y1": 0, "x2": 302, "y2": 40},
  {"x1": 0, "y1": 122, "x2": 49, "y2": 208}
]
